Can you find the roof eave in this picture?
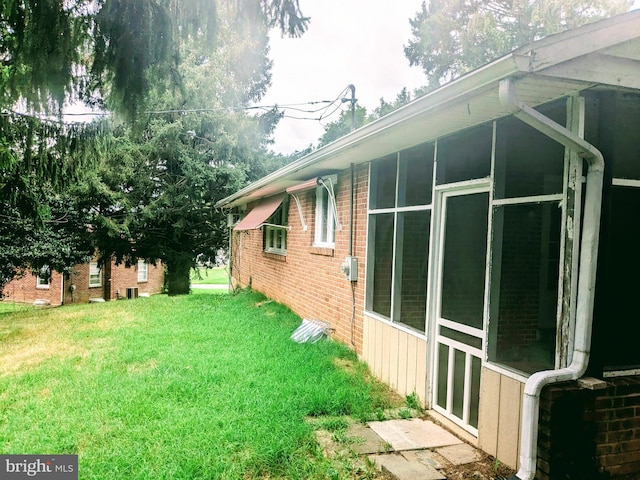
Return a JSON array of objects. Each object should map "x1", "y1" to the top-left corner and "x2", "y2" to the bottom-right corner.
[{"x1": 215, "y1": 54, "x2": 528, "y2": 209}]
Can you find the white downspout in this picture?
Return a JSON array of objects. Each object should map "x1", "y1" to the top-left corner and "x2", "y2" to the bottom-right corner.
[{"x1": 498, "y1": 78, "x2": 604, "y2": 480}]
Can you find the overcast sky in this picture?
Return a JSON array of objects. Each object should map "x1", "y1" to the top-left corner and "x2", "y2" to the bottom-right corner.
[{"x1": 259, "y1": 0, "x2": 428, "y2": 154}]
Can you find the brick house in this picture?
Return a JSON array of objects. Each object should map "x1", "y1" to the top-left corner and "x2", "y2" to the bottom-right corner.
[
  {"x1": 216, "y1": 11, "x2": 640, "y2": 480},
  {"x1": 3, "y1": 259, "x2": 164, "y2": 306}
]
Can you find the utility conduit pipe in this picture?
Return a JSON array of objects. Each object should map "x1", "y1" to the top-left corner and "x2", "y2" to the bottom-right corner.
[{"x1": 498, "y1": 78, "x2": 604, "y2": 480}]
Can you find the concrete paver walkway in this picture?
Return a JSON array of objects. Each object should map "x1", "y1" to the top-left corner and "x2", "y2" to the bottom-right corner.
[
  {"x1": 316, "y1": 416, "x2": 491, "y2": 480},
  {"x1": 368, "y1": 418, "x2": 462, "y2": 450}
]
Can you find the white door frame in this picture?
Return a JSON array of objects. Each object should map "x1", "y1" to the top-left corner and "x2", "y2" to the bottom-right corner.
[{"x1": 430, "y1": 181, "x2": 490, "y2": 436}]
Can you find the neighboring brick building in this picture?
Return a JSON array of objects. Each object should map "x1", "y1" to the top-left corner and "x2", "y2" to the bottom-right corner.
[
  {"x1": 2, "y1": 259, "x2": 164, "y2": 306},
  {"x1": 217, "y1": 12, "x2": 640, "y2": 480}
]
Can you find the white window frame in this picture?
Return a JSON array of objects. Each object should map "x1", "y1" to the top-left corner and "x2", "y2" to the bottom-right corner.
[
  {"x1": 365, "y1": 150, "x2": 435, "y2": 336},
  {"x1": 264, "y1": 198, "x2": 289, "y2": 255},
  {"x1": 36, "y1": 266, "x2": 50, "y2": 289},
  {"x1": 314, "y1": 182, "x2": 336, "y2": 248},
  {"x1": 137, "y1": 260, "x2": 148, "y2": 283},
  {"x1": 89, "y1": 262, "x2": 102, "y2": 288}
]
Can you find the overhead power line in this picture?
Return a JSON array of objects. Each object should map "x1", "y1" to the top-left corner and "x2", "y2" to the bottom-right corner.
[{"x1": 2, "y1": 84, "x2": 357, "y2": 128}]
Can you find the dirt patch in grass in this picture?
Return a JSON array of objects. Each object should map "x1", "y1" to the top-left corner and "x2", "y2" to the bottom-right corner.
[
  {"x1": 75, "y1": 312, "x2": 136, "y2": 332},
  {"x1": 441, "y1": 452, "x2": 515, "y2": 480},
  {"x1": 0, "y1": 308, "x2": 119, "y2": 376},
  {"x1": 0, "y1": 341, "x2": 88, "y2": 376}
]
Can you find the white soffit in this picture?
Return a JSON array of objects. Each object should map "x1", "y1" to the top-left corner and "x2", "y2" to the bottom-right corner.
[{"x1": 535, "y1": 37, "x2": 640, "y2": 90}]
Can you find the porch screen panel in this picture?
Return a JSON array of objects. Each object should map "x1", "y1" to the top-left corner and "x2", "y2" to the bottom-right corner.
[
  {"x1": 367, "y1": 143, "x2": 434, "y2": 332},
  {"x1": 494, "y1": 102, "x2": 566, "y2": 200},
  {"x1": 399, "y1": 142, "x2": 434, "y2": 207},
  {"x1": 436, "y1": 124, "x2": 491, "y2": 185},
  {"x1": 606, "y1": 92, "x2": 640, "y2": 180},
  {"x1": 596, "y1": 187, "x2": 640, "y2": 371},
  {"x1": 369, "y1": 213, "x2": 395, "y2": 318},
  {"x1": 488, "y1": 202, "x2": 561, "y2": 374},
  {"x1": 370, "y1": 154, "x2": 397, "y2": 209},
  {"x1": 440, "y1": 193, "x2": 488, "y2": 329},
  {"x1": 396, "y1": 211, "x2": 431, "y2": 331}
]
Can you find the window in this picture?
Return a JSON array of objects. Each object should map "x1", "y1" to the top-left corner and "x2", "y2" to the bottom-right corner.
[
  {"x1": 314, "y1": 177, "x2": 337, "y2": 247},
  {"x1": 436, "y1": 124, "x2": 492, "y2": 185},
  {"x1": 487, "y1": 102, "x2": 567, "y2": 375},
  {"x1": 137, "y1": 260, "x2": 148, "y2": 282},
  {"x1": 366, "y1": 142, "x2": 434, "y2": 333},
  {"x1": 36, "y1": 266, "x2": 50, "y2": 289},
  {"x1": 89, "y1": 262, "x2": 102, "y2": 288},
  {"x1": 488, "y1": 203, "x2": 561, "y2": 374},
  {"x1": 263, "y1": 197, "x2": 288, "y2": 254}
]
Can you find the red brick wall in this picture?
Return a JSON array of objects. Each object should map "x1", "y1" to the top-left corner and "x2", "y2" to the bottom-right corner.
[
  {"x1": 538, "y1": 377, "x2": 640, "y2": 479},
  {"x1": 231, "y1": 165, "x2": 369, "y2": 353},
  {"x1": 105, "y1": 261, "x2": 164, "y2": 300},
  {"x1": 63, "y1": 263, "x2": 97, "y2": 304},
  {"x1": 4, "y1": 260, "x2": 164, "y2": 306},
  {"x1": 2, "y1": 271, "x2": 65, "y2": 306}
]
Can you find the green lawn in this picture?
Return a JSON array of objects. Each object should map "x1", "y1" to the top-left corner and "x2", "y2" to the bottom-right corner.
[
  {"x1": 190, "y1": 266, "x2": 229, "y2": 285},
  {"x1": 0, "y1": 301, "x2": 35, "y2": 315},
  {"x1": 0, "y1": 291, "x2": 398, "y2": 479}
]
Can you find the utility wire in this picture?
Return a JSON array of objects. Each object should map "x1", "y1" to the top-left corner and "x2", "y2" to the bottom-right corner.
[{"x1": 2, "y1": 84, "x2": 356, "y2": 127}]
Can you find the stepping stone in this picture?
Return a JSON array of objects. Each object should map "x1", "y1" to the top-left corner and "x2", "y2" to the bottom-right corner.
[
  {"x1": 369, "y1": 453, "x2": 445, "y2": 480},
  {"x1": 346, "y1": 423, "x2": 390, "y2": 454},
  {"x1": 368, "y1": 418, "x2": 462, "y2": 451},
  {"x1": 437, "y1": 443, "x2": 482, "y2": 465},
  {"x1": 402, "y1": 449, "x2": 447, "y2": 469},
  {"x1": 315, "y1": 430, "x2": 343, "y2": 457}
]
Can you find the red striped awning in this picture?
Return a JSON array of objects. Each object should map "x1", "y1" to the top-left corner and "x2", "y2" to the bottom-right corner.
[
  {"x1": 233, "y1": 194, "x2": 286, "y2": 231},
  {"x1": 286, "y1": 178, "x2": 319, "y2": 194}
]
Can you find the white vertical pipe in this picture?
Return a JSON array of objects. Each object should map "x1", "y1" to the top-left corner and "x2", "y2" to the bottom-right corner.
[{"x1": 498, "y1": 78, "x2": 604, "y2": 480}]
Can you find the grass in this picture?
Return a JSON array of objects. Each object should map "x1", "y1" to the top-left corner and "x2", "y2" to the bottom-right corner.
[
  {"x1": 0, "y1": 301, "x2": 35, "y2": 315},
  {"x1": 190, "y1": 266, "x2": 228, "y2": 285},
  {"x1": 0, "y1": 290, "x2": 397, "y2": 479}
]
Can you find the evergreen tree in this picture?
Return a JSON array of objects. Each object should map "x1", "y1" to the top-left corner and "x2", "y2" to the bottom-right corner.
[
  {"x1": 0, "y1": 114, "x2": 98, "y2": 294},
  {"x1": 81, "y1": 4, "x2": 288, "y2": 295},
  {"x1": 0, "y1": 0, "x2": 309, "y2": 119},
  {"x1": 0, "y1": 0, "x2": 305, "y2": 296}
]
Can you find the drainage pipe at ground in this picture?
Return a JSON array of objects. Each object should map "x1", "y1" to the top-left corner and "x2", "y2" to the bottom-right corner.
[{"x1": 498, "y1": 78, "x2": 605, "y2": 480}]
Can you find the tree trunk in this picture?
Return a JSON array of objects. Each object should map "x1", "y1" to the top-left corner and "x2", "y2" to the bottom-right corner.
[{"x1": 165, "y1": 253, "x2": 193, "y2": 296}]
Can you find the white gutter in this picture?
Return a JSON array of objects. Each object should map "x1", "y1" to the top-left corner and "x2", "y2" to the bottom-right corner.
[
  {"x1": 216, "y1": 54, "x2": 528, "y2": 209},
  {"x1": 498, "y1": 78, "x2": 604, "y2": 480}
]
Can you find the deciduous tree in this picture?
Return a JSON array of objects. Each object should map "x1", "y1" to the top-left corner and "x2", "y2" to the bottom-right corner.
[{"x1": 404, "y1": 0, "x2": 631, "y2": 88}]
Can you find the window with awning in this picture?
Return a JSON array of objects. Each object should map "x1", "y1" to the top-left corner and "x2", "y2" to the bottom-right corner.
[{"x1": 233, "y1": 194, "x2": 286, "y2": 231}]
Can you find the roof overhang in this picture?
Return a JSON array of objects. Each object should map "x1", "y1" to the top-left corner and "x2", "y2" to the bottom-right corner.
[{"x1": 216, "y1": 10, "x2": 640, "y2": 209}]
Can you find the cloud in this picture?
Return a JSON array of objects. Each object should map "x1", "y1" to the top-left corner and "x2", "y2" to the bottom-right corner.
[{"x1": 260, "y1": 0, "x2": 427, "y2": 154}]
